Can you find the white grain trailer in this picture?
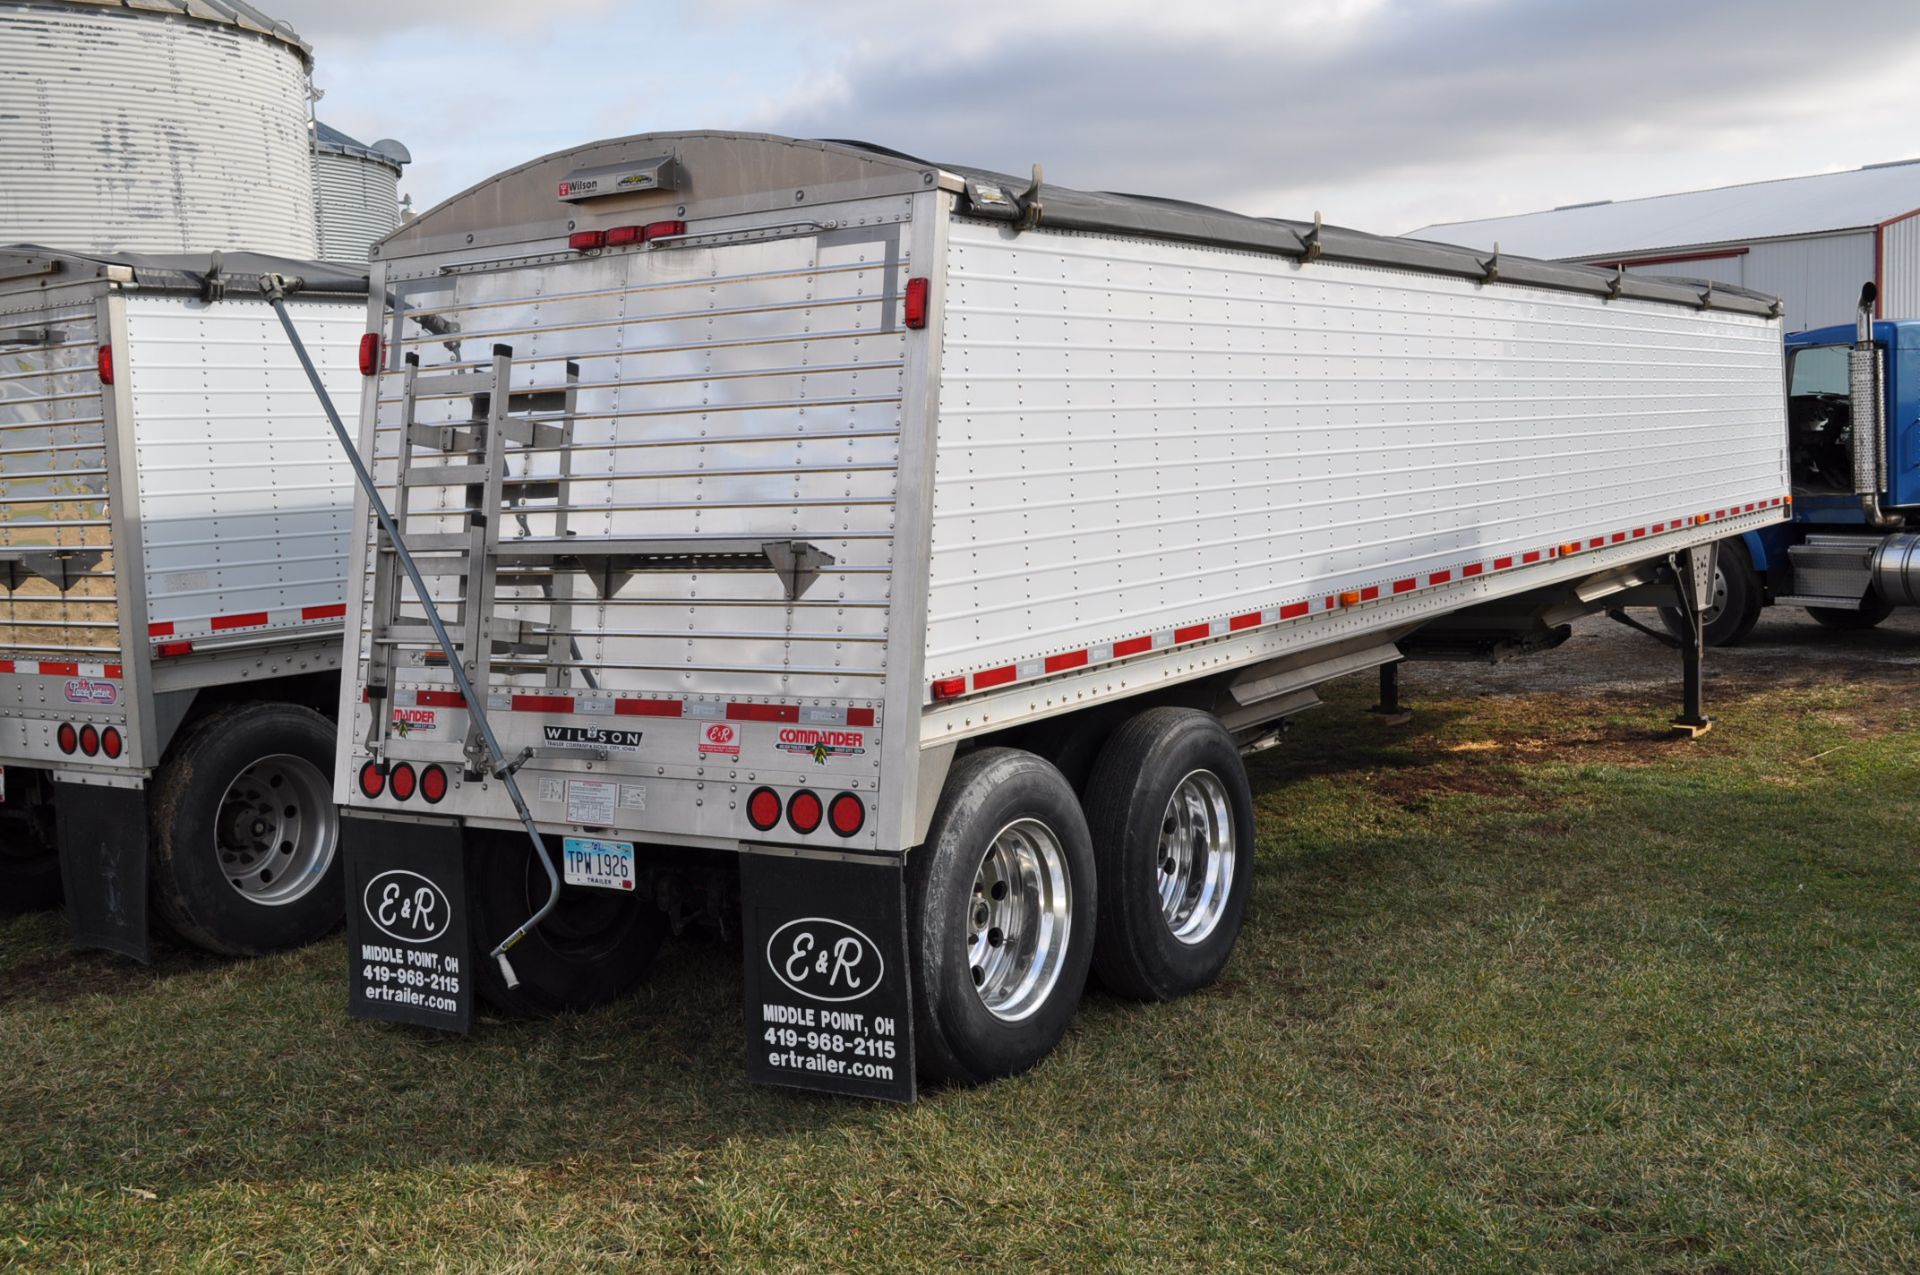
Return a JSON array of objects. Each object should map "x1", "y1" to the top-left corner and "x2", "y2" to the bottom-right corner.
[
  {"x1": 0, "y1": 249, "x2": 370, "y2": 960},
  {"x1": 325, "y1": 133, "x2": 1787, "y2": 1099}
]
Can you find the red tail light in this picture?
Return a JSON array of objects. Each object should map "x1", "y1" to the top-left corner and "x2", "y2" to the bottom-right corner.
[
  {"x1": 786, "y1": 789, "x2": 823, "y2": 835},
  {"x1": 358, "y1": 760, "x2": 386, "y2": 799},
  {"x1": 358, "y1": 332, "x2": 382, "y2": 376},
  {"x1": 156, "y1": 640, "x2": 193, "y2": 658},
  {"x1": 79, "y1": 724, "x2": 99, "y2": 757},
  {"x1": 389, "y1": 762, "x2": 417, "y2": 801},
  {"x1": 420, "y1": 764, "x2": 448, "y2": 804},
  {"x1": 643, "y1": 219, "x2": 687, "y2": 242},
  {"x1": 930, "y1": 676, "x2": 966, "y2": 701},
  {"x1": 569, "y1": 230, "x2": 606, "y2": 251},
  {"x1": 746, "y1": 786, "x2": 782, "y2": 832},
  {"x1": 97, "y1": 344, "x2": 114, "y2": 384},
  {"x1": 101, "y1": 726, "x2": 123, "y2": 759},
  {"x1": 605, "y1": 225, "x2": 644, "y2": 247},
  {"x1": 56, "y1": 723, "x2": 77, "y2": 754},
  {"x1": 828, "y1": 792, "x2": 865, "y2": 838},
  {"x1": 903, "y1": 277, "x2": 930, "y2": 329}
]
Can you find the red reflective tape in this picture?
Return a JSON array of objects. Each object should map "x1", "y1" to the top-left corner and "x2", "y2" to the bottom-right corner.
[
  {"x1": 1360, "y1": 586, "x2": 1380, "y2": 601},
  {"x1": 1113, "y1": 636, "x2": 1153, "y2": 658},
  {"x1": 1745, "y1": 502, "x2": 1756, "y2": 512},
  {"x1": 1044, "y1": 649, "x2": 1089, "y2": 673},
  {"x1": 1633, "y1": 528, "x2": 1646, "y2": 538},
  {"x1": 1174, "y1": 623, "x2": 1212, "y2": 643},
  {"x1": 1611, "y1": 532, "x2": 1626, "y2": 543},
  {"x1": 1280, "y1": 601, "x2": 1310, "y2": 620},
  {"x1": 512, "y1": 694, "x2": 574, "y2": 713},
  {"x1": 973, "y1": 666, "x2": 1017, "y2": 691},
  {"x1": 302, "y1": 603, "x2": 347, "y2": 621},
  {"x1": 1652, "y1": 522, "x2": 1666, "y2": 533},
  {"x1": 1523, "y1": 551, "x2": 1542, "y2": 564},
  {"x1": 616, "y1": 699, "x2": 682, "y2": 717},
  {"x1": 211, "y1": 611, "x2": 269, "y2": 631},
  {"x1": 1715, "y1": 509, "x2": 1726, "y2": 519},
  {"x1": 415, "y1": 690, "x2": 466, "y2": 708},
  {"x1": 103, "y1": 664, "x2": 122, "y2": 679},
  {"x1": 0, "y1": 660, "x2": 13, "y2": 673},
  {"x1": 1492, "y1": 557, "x2": 1513, "y2": 570},
  {"x1": 1392, "y1": 578, "x2": 1416, "y2": 594},
  {"x1": 847, "y1": 707, "x2": 876, "y2": 727},
  {"x1": 1588, "y1": 537, "x2": 1604, "y2": 549},
  {"x1": 1462, "y1": 563, "x2": 1483, "y2": 577},
  {"x1": 728, "y1": 702, "x2": 800, "y2": 722},
  {"x1": 148, "y1": 621, "x2": 174, "y2": 638},
  {"x1": 1223, "y1": 612, "x2": 1257, "y2": 632},
  {"x1": 37, "y1": 661, "x2": 78, "y2": 676},
  {"x1": 1428, "y1": 570, "x2": 1451, "y2": 585}
]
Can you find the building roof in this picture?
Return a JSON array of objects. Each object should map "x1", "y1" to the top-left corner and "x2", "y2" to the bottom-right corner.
[
  {"x1": 14, "y1": 0, "x2": 309, "y2": 61},
  {"x1": 1411, "y1": 159, "x2": 1920, "y2": 261},
  {"x1": 314, "y1": 122, "x2": 411, "y2": 173}
]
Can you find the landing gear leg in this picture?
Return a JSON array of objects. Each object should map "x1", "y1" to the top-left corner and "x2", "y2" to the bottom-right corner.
[
  {"x1": 1370, "y1": 660, "x2": 1412, "y2": 727},
  {"x1": 1671, "y1": 544, "x2": 1715, "y2": 739}
]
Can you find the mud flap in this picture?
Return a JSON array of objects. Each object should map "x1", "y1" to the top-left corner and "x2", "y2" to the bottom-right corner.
[
  {"x1": 740, "y1": 852, "x2": 915, "y2": 1103},
  {"x1": 342, "y1": 813, "x2": 472, "y2": 1032},
  {"x1": 56, "y1": 781, "x2": 151, "y2": 962}
]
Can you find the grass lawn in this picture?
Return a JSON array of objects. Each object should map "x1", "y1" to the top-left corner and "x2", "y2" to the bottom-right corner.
[{"x1": 2, "y1": 656, "x2": 1917, "y2": 1271}]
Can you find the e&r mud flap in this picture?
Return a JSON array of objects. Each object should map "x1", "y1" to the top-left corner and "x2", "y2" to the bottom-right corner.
[
  {"x1": 741, "y1": 852, "x2": 915, "y2": 1103},
  {"x1": 342, "y1": 813, "x2": 471, "y2": 1032},
  {"x1": 57, "y1": 781, "x2": 150, "y2": 962}
]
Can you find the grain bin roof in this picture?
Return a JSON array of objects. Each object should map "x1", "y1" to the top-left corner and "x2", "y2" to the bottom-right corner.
[
  {"x1": 385, "y1": 131, "x2": 1780, "y2": 320},
  {"x1": 1411, "y1": 160, "x2": 1920, "y2": 261},
  {"x1": 315, "y1": 122, "x2": 410, "y2": 174},
  {"x1": 14, "y1": 0, "x2": 309, "y2": 61}
]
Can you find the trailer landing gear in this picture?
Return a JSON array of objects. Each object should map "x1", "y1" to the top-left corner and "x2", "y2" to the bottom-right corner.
[
  {"x1": 1671, "y1": 544, "x2": 1715, "y2": 739},
  {"x1": 1369, "y1": 661, "x2": 1413, "y2": 726}
]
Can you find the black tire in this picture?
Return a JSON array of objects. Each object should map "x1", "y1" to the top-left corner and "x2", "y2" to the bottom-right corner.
[
  {"x1": 0, "y1": 770, "x2": 61, "y2": 913},
  {"x1": 1085, "y1": 708, "x2": 1256, "y2": 1001},
  {"x1": 149, "y1": 703, "x2": 344, "y2": 956},
  {"x1": 1658, "y1": 539, "x2": 1761, "y2": 648},
  {"x1": 468, "y1": 829, "x2": 665, "y2": 1017},
  {"x1": 1808, "y1": 594, "x2": 1895, "y2": 631},
  {"x1": 908, "y1": 748, "x2": 1096, "y2": 1085}
]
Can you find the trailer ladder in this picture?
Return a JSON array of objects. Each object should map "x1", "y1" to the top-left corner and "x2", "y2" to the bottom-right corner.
[{"x1": 366, "y1": 343, "x2": 839, "y2": 773}]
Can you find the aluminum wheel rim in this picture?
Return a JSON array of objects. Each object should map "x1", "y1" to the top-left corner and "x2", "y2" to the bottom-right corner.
[
  {"x1": 1157, "y1": 769, "x2": 1236, "y2": 946},
  {"x1": 217, "y1": 753, "x2": 338, "y2": 905},
  {"x1": 967, "y1": 817, "x2": 1072, "y2": 1023},
  {"x1": 1700, "y1": 564, "x2": 1729, "y2": 624}
]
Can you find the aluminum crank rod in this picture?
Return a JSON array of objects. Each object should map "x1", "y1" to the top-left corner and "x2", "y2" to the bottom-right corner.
[{"x1": 258, "y1": 274, "x2": 558, "y2": 989}]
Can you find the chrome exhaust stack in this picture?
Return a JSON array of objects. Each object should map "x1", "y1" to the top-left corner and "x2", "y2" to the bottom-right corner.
[{"x1": 1851, "y1": 282, "x2": 1901, "y2": 529}]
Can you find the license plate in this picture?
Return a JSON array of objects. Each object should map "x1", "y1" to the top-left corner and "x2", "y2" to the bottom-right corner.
[{"x1": 562, "y1": 836, "x2": 636, "y2": 892}]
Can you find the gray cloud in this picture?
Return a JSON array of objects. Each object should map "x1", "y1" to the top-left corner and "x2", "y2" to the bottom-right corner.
[{"x1": 758, "y1": 0, "x2": 1920, "y2": 231}]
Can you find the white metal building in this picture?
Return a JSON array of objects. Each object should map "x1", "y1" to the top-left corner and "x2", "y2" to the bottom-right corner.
[
  {"x1": 0, "y1": 0, "x2": 319, "y2": 257},
  {"x1": 313, "y1": 122, "x2": 411, "y2": 264},
  {"x1": 1412, "y1": 160, "x2": 1920, "y2": 332}
]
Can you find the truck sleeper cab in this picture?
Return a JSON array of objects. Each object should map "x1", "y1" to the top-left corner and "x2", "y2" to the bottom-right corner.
[{"x1": 326, "y1": 132, "x2": 1788, "y2": 1098}]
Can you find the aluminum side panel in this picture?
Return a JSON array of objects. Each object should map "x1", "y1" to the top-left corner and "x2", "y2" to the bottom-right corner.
[
  {"x1": 926, "y1": 220, "x2": 1788, "y2": 689},
  {"x1": 123, "y1": 296, "x2": 362, "y2": 646}
]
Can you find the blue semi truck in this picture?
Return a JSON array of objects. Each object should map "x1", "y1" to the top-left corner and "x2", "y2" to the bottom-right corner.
[{"x1": 1673, "y1": 283, "x2": 1920, "y2": 645}]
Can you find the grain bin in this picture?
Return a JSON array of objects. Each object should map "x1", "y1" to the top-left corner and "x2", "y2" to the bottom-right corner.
[
  {"x1": 313, "y1": 122, "x2": 410, "y2": 264},
  {"x1": 0, "y1": 0, "x2": 318, "y2": 256}
]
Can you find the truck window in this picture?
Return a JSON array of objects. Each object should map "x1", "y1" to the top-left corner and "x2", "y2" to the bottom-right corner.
[{"x1": 1785, "y1": 344, "x2": 1855, "y2": 494}]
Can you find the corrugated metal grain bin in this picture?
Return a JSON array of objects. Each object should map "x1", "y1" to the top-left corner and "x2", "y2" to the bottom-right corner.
[
  {"x1": 314, "y1": 123, "x2": 410, "y2": 265},
  {"x1": 0, "y1": 0, "x2": 318, "y2": 256}
]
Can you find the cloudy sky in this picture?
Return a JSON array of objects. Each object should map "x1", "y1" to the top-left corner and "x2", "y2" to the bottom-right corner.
[{"x1": 274, "y1": 0, "x2": 1920, "y2": 236}]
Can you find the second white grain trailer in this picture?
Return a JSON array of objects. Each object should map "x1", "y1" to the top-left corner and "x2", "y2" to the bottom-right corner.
[
  {"x1": 305, "y1": 133, "x2": 1788, "y2": 1099},
  {"x1": 0, "y1": 248, "x2": 372, "y2": 960}
]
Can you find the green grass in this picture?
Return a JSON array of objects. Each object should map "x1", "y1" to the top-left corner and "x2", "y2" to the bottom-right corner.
[{"x1": 3, "y1": 670, "x2": 1919, "y2": 1272}]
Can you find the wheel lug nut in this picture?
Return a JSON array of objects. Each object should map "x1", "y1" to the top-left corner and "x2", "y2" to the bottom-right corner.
[
  {"x1": 974, "y1": 905, "x2": 989, "y2": 926},
  {"x1": 988, "y1": 927, "x2": 1004, "y2": 947},
  {"x1": 990, "y1": 881, "x2": 1008, "y2": 901}
]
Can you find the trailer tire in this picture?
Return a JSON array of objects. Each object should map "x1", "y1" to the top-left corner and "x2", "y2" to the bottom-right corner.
[
  {"x1": 0, "y1": 835, "x2": 60, "y2": 913},
  {"x1": 1807, "y1": 595, "x2": 1894, "y2": 631},
  {"x1": 908, "y1": 748, "x2": 1095, "y2": 1085},
  {"x1": 1658, "y1": 539, "x2": 1760, "y2": 647},
  {"x1": 149, "y1": 703, "x2": 344, "y2": 955},
  {"x1": 1084, "y1": 708, "x2": 1254, "y2": 1001},
  {"x1": 468, "y1": 830, "x2": 665, "y2": 1017}
]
